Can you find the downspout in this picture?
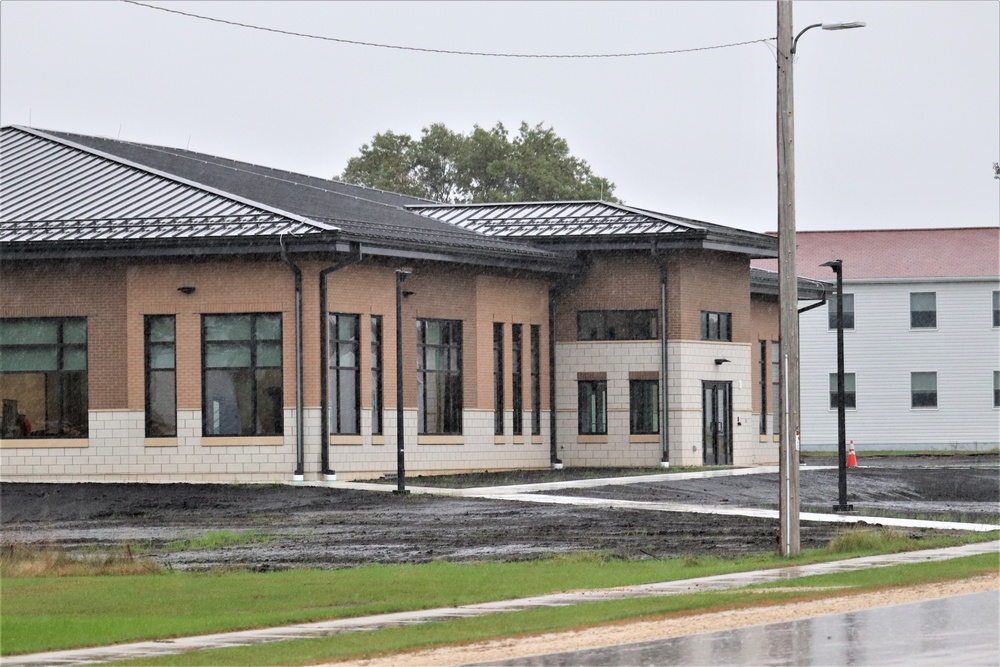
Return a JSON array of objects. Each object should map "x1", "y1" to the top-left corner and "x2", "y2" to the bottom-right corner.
[
  {"x1": 652, "y1": 242, "x2": 670, "y2": 468},
  {"x1": 280, "y1": 235, "x2": 305, "y2": 481},
  {"x1": 319, "y1": 243, "x2": 363, "y2": 481}
]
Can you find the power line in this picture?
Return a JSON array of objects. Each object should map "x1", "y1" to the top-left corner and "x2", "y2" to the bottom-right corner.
[{"x1": 122, "y1": 1, "x2": 775, "y2": 59}]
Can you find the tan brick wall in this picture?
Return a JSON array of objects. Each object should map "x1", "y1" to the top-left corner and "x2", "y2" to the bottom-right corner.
[
  {"x1": 669, "y1": 250, "x2": 751, "y2": 343},
  {"x1": 1, "y1": 259, "x2": 127, "y2": 410}
]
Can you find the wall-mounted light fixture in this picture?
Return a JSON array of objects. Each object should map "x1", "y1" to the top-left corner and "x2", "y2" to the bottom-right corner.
[
  {"x1": 402, "y1": 290, "x2": 415, "y2": 298},
  {"x1": 177, "y1": 286, "x2": 196, "y2": 295},
  {"x1": 714, "y1": 358, "x2": 730, "y2": 366}
]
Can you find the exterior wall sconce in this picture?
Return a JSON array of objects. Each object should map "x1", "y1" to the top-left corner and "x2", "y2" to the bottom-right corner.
[
  {"x1": 714, "y1": 358, "x2": 730, "y2": 365},
  {"x1": 177, "y1": 286, "x2": 196, "y2": 295}
]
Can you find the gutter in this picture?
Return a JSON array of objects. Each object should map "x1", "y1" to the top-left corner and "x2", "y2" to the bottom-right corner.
[
  {"x1": 279, "y1": 235, "x2": 306, "y2": 481},
  {"x1": 319, "y1": 243, "x2": 364, "y2": 481}
]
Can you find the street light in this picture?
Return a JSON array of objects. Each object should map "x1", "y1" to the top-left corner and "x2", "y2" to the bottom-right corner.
[
  {"x1": 821, "y1": 259, "x2": 853, "y2": 512},
  {"x1": 776, "y1": 1, "x2": 864, "y2": 556},
  {"x1": 395, "y1": 268, "x2": 413, "y2": 494}
]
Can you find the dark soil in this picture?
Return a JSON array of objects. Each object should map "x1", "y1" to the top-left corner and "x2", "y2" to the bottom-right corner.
[{"x1": 1, "y1": 456, "x2": 996, "y2": 571}]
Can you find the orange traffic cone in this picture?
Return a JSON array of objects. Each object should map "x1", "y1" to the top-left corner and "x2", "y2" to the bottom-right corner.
[{"x1": 846, "y1": 441, "x2": 857, "y2": 468}]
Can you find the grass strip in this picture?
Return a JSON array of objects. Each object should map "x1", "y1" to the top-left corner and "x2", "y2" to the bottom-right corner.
[
  {"x1": 111, "y1": 552, "x2": 999, "y2": 667},
  {"x1": 3, "y1": 528, "x2": 996, "y2": 656}
]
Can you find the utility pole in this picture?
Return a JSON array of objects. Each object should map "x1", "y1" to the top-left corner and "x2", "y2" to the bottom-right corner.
[{"x1": 776, "y1": 0, "x2": 800, "y2": 557}]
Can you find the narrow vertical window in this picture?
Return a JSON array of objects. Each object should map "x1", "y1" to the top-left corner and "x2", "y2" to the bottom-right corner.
[
  {"x1": 0, "y1": 318, "x2": 88, "y2": 438},
  {"x1": 911, "y1": 372, "x2": 937, "y2": 408},
  {"x1": 629, "y1": 380, "x2": 659, "y2": 434},
  {"x1": 992, "y1": 291, "x2": 999, "y2": 328},
  {"x1": 993, "y1": 371, "x2": 999, "y2": 408},
  {"x1": 828, "y1": 372, "x2": 857, "y2": 409},
  {"x1": 203, "y1": 313, "x2": 282, "y2": 436},
  {"x1": 828, "y1": 294, "x2": 855, "y2": 330},
  {"x1": 530, "y1": 324, "x2": 541, "y2": 436},
  {"x1": 758, "y1": 340, "x2": 767, "y2": 435},
  {"x1": 578, "y1": 380, "x2": 607, "y2": 435},
  {"x1": 145, "y1": 315, "x2": 176, "y2": 437},
  {"x1": 910, "y1": 292, "x2": 936, "y2": 328},
  {"x1": 493, "y1": 322, "x2": 504, "y2": 436},
  {"x1": 371, "y1": 315, "x2": 383, "y2": 435},
  {"x1": 417, "y1": 319, "x2": 463, "y2": 435},
  {"x1": 329, "y1": 314, "x2": 360, "y2": 435},
  {"x1": 512, "y1": 324, "x2": 523, "y2": 435},
  {"x1": 771, "y1": 341, "x2": 780, "y2": 435}
]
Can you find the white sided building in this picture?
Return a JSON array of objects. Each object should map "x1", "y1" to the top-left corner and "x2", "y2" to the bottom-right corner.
[{"x1": 759, "y1": 228, "x2": 1000, "y2": 453}]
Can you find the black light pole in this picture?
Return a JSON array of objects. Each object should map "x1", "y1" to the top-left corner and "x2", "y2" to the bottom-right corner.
[
  {"x1": 822, "y1": 259, "x2": 852, "y2": 512},
  {"x1": 395, "y1": 268, "x2": 412, "y2": 494}
]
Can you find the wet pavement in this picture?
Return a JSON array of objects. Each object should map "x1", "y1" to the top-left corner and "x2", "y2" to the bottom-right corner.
[
  {"x1": 467, "y1": 589, "x2": 1000, "y2": 666},
  {"x1": 6, "y1": 540, "x2": 998, "y2": 666}
]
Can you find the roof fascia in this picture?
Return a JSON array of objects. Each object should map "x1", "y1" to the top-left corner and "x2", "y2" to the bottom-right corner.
[{"x1": 12, "y1": 126, "x2": 336, "y2": 233}]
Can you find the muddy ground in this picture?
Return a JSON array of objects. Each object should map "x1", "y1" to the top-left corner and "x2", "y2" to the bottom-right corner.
[{"x1": 1, "y1": 456, "x2": 996, "y2": 571}]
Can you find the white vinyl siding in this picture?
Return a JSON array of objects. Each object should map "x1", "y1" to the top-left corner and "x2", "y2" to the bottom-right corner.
[{"x1": 800, "y1": 279, "x2": 1000, "y2": 450}]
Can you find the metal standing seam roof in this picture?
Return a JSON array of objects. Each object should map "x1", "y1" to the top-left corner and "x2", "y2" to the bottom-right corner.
[
  {"x1": 407, "y1": 200, "x2": 701, "y2": 237},
  {"x1": 0, "y1": 127, "x2": 323, "y2": 243}
]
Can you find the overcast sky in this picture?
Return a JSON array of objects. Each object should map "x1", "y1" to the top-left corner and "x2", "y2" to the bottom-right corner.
[{"x1": 2, "y1": 1, "x2": 997, "y2": 233}]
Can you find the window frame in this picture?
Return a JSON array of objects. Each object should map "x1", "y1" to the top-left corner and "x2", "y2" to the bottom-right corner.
[
  {"x1": 493, "y1": 322, "x2": 504, "y2": 436},
  {"x1": 512, "y1": 324, "x2": 523, "y2": 435},
  {"x1": 910, "y1": 292, "x2": 937, "y2": 329},
  {"x1": 144, "y1": 315, "x2": 176, "y2": 437},
  {"x1": 828, "y1": 372, "x2": 857, "y2": 410},
  {"x1": 328, "y1": 313, "x2": 361, "y2": 435},
  {"x1": 201, "y1": 312, "x2": 283, "y2": 437},
  {"x1": 578, "y1": 379, "x2": 608, "y2": 435},
  {"x1": 370, "y1": 315, "x2": 383, "y2": 435},
  {"x1": 700, "y1": 311, "x2": 733, "y2": 342},
  {"x1": 827, "y1": 293, "x2": 855, "y2": 330},
  {"x1": 416, "y1": 318, "x2": 463, "y2": 435},
  {"x1": 629, "y1": 379, "x2": 659, "y2": 435},
  {"x1": 576, "y1": 310, "x2": 657, "y2": 341},
  {"x1": 530, "y1": 324, "x2": 541, "y2": 436},
  {"x1": 0, "y1": 317, "x2": 89, "y2": 439},
  {"x1": 910, "y1": 371, "x2": 938, "y2": 409}
]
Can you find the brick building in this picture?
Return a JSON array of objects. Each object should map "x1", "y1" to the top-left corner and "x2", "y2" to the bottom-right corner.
[{"x1": 0, "y1": 126, "x2": 826, "y2": 481}]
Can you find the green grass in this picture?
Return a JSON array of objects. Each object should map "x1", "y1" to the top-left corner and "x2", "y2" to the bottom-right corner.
[
  {"x1": 160, "y1": 530, "x2": 272, "y2": 553},
  {"x1": 111, "y1": 552, "x2": 1000, "y2": 667},
  {"x1": 3, "y1": 528, "x2": 996, "y2": 657}
]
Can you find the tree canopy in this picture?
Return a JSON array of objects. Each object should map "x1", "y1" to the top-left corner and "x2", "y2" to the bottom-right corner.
[{"x1": 337, "y1": 122, "x2": 619, "y2": 204}]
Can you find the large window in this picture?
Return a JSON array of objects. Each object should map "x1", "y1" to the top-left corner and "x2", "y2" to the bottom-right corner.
[
  {"x1": 828, "y1": 372, "x2": 857, "y2": 409},
  {"x1": 329, "y1": 314, "x2": 360, "y2": 435},
  {"x1": 417, "y1": 319, "x2": 462, "y2": 435},
  {"x1": 493, "y1": 323, "x2": 504, "y2": 436},
  {"x1": 911, "y1": 372, "x2": 937, "y2": 409},
  {"x1": 629, "y1": 379, "x2": 659, "y2": 434},
  {"x1": 701, "y1": 311, "x2": 732, "y2": 342},
  {"x1": 910, "y1": 292, "x2": 936, "y2": 328},
  {"x1": 145, "y1": 315, "x2": 176, "y2": 437},
  {"x1": 771, "y1": 341, "x2": 780, "y2": 435},
  {"x1": 202, "y1": 313, "x2": 282, "y2": 436},
  {"x1": 530, "y1": 324, "x2": 541, "y2": 436},
  {"x1": 0, "y1": 318, "x2": 88, "y2": 438},
  {"x1": 828, "y1": 294, "x2": 855, "y2": 330},
  {"x1": 577, "y1": 310, "x2": 657, "y2": 341},
  {"x1": 371, "y1": 316, "x2": 383, "y2": 435},
  {"x1": 578, "y1": 379, "x2": 607, "y2": 435},
  {"x1": 512, "y1": 324, "x2": 523, "y2": 435}
]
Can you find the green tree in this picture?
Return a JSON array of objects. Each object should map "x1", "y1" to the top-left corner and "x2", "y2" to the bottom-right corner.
[{"x1": 338, "y1": 122, "x2": 618, "y2": 204}]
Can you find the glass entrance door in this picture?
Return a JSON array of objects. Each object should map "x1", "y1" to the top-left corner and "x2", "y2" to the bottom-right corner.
[{"x1": 703, "y1": 381, "x2": 732, "y2": 465}]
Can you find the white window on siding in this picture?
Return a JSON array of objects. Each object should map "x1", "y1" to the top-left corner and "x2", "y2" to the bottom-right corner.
[
  {"x1": 827, "y1": 294, "x2": 855, "y2": 330},
  {"x1": 993, "y1": 291, "x2": 999, "y2": 328},
  {"x1": 911, "y1": 371, "x2": 937, "y2": 409},
  {"x1": 828, "y1": 373, "x2": 857, "y2": 409},
  {"x1": 994, "y1": 371, "x2": 999, "y2": 409},
  {"x1": 910, "y1": 292, "x2": 936, "y2": 329}
]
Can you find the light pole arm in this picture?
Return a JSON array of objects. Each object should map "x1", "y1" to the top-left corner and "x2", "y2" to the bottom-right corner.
[{"x1": 791, "y1": 23, "x2": 823, "y2": 54}]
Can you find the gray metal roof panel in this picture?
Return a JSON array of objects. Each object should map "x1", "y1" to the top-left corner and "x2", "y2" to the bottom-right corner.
[{"x1": 1, "y1": 127, "x2": 319, "y2": 242}]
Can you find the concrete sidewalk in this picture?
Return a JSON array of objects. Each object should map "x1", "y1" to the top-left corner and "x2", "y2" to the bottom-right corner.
[{"x1": 7, "y1": 540, "x2": 998, "y2": 667}]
